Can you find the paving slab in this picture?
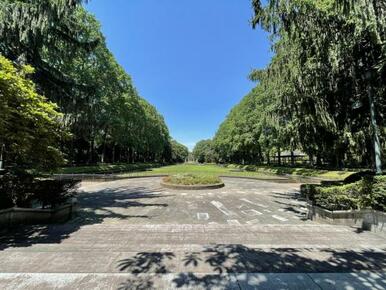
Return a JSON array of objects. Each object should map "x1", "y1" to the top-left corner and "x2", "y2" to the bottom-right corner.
[{"x1": 0, "y1": 177, "x2": 385, "y2": 289}]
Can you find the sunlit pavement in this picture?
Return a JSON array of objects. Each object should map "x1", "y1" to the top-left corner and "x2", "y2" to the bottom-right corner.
[{"x1": 0, "y1": 177, "x2": 385, "y2": 289}]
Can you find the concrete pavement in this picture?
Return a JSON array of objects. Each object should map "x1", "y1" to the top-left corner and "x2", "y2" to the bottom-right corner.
[{"x1": 0, "y1": 177, "x2": 385, "y2": 289}]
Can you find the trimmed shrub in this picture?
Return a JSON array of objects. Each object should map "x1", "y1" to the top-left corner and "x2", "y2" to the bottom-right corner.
[
  {"x1": 0, "y1": 171, "x2": 35, "y2": 208},
  {"x1": 0, "y1": 171, "x2": 79, "y2": 209},
  {"x1": 314, "y1": 183, "x2": 362, "y2": 211},
  {"x1": 370, "y1": 175, "x2": 386, "y2": 211},
  {"x1": 32, "y1": 179, "x2": 79, "y2": 209},
  {"x1": 302, "y1": 175, "x2": 386, "y2": 211}
]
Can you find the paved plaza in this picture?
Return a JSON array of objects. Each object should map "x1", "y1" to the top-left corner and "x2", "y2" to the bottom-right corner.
[{"x1": 0, "y1": 177, "x2": 385, "y2": 289}]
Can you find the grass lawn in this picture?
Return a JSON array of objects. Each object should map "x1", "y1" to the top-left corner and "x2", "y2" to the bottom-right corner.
[
  {"x1": 55, "y1": 163, "x2": 355, "y2": 181},
  {"x1": 226, "y1": 164, "x2": 355, "y2": 180}
]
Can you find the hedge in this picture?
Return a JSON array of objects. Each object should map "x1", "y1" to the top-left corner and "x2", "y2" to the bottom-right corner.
[{"x1": 301, "y1": 175, "x2": 386, "y2": 211}]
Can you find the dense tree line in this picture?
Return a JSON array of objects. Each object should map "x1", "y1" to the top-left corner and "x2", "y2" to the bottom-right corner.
[
  {"x1": 170, "y1": 140, "x2": 189, "y2": 163},
  {"x1": 212, "y1": 0, "x2": 385, "y2": 171},
  {"x1": 0, "y1": 0, "x2": 183, "y2": 169},
  {"x1": 192, "y1": 140, "x2": 217, "y2": 163}
]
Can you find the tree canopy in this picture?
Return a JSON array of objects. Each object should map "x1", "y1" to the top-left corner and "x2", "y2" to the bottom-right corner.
[
  {"x1": 193, "y1": 139, "x2": 217, "y2": 163},
  {"x1": 0, "y1": 0, "x2": 176, "y2": 168},
  {"x1": 0, "y1": 56, "x2": 64, "y2": 170},
  {"x1": 213, "y1": 0, "x2": 385, "y2": 170},
  {"x1": 170, "y1": 140, "x2": 189, "y2": 163}
]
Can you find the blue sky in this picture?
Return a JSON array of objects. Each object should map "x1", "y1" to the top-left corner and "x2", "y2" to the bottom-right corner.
[{"x1": 86, "y1": 0, "x2": 271, "y2": 150}]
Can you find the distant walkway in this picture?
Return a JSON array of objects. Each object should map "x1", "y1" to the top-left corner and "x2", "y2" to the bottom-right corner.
[{"x1": 0, "y1": 177, "x2": 385, "y2": 289}]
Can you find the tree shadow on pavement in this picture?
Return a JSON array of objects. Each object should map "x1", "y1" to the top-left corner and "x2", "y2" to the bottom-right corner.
[
  {"x1": 117, "y1": 245, "x2": 386, "y2": 289},
  {"x1": 0, "y1": 185, "x2": 171, "y2": 251}
]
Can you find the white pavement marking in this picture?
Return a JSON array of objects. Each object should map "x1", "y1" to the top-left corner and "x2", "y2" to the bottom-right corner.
[
  {"x1": 210, "y1": 201, "x2": 235, "y2": 216},
  {"x1": 246, "y1": 219, "x2": 260, "y2": 225},
  {"x1": 227, "y1": 219, "x2": 241, "y2": 225},
  {"x1": 240, "y1": 198, "x2": 268, "y2": 208},
  {"x1": 241, "y1": 209, "x2": 263, "y2": 216},
  {"x1": 197, "y1": 213, "x2": 210, "y2": 220},
  {"x1": 272, "y1": 215, "x2": 289, "y2": 222}
]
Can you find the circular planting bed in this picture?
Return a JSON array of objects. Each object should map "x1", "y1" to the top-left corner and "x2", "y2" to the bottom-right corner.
[{"x1": 161, "y1": 174, "x2": 224, "y2": 190}]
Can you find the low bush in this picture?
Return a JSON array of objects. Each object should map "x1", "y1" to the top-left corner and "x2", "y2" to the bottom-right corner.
[
  {"x1": 302, "y1": 175, "x2": 386, "y2": 211},
  {"x1": 32, "y1": 179, "x2": 79, "y2": 209},
  {"x1": 371, "y1": 175, "x2": 386, "y2": 211},
  {"x1": 163, "y1": 174, "x2": 222, "y2": 185},
  {"x1": 0, "y1": 171, "x2": 79, "y2": 210}
]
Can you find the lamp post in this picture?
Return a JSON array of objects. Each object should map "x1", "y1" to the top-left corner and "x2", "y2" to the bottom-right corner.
[{"x1": 366, "y1": 71, "x2": 382, "y2": 175}]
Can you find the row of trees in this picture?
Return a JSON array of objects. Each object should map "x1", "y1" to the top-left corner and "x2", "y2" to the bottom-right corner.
[
  {"x1": 0, "y1": 0, "x2": 187, "y2": 170},
  {"x1": 196, "y1": 0, "x2": 385, "y2": 171},
  {"x1": 192, "y1": 140, "x2": 217, "y2": 163}
]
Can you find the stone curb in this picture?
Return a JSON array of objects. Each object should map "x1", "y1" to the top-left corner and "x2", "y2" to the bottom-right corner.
[
  {"x1": 0, "y1": 198, "x2": 78, "y2": 229},
  {"x1": 307, "y1": 203, "x2": 385, "y2": 232}
]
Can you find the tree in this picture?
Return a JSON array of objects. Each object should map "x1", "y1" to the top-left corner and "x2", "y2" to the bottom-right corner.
[
  {"x1": 213, "y1": 85, "x2": 283, "y2": 165},
  {"x1": 193, "y1": 140, "x2": 217, "y2": 163},
  {"x1": 0, "y1": 56, "x2": 64, "y2": 170},
  {"x1": 171, "y1": 140, "x2": 189, "y2": 163},
  {"x1": 249, "y1": 0, "x2": 385, "y2": 170},
  {"x1": 1, "y1": 1, "x2": 175, "y2": 166}
]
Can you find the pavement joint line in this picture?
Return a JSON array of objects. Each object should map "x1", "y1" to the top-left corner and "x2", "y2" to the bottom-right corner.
[{"x1": 306, "y1": 273, "x2": 323, "y2": 290}]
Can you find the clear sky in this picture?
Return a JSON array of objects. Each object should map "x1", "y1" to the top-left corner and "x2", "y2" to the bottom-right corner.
[{"x1": 86, "y1": 0, "x2": 271, "y2": 151}]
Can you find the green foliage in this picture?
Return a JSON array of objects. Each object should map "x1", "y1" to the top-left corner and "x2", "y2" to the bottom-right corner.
[
  {"x1": 0, "y1": 170, "x2": 79, "y2": 209},
  {"x1": 170, "y1": 140, "x2": 189, "y2": 163},
  {"x1": 368, "y1": 175, "x2": 386, "y2": 211},
  {"x1": 163, "y1": 174, "x2": 222, "y2": 186},
  {"x1": 193, "y1": 140, "x2": 217, "y2": 163},
  {"x1": 0, "y1": 1, "x2": 174, "y2": 166},
  {"x1": 217, "y1": 0, "x2": 385, "y2": 169},
  {"x1": 248, "y1": 0, "x2": 386, "y2": 169},
  {"x1": 314, "y1": 183, "x2": 363, "y2": 211},
  {"x1": 0, "y1": 56, "x2": 64, "y2": 170},
  {"x1": 226, "y1": 164, "x2": 354, "y2": 180},
  {"x1": 213, "y1": 86, "x2": 287, "y2": 164},
  {"x1": 32, "y1": 179, "x2": 79, "y2": 209},
  {"x1": 303, "y1": 175, "x2": 386, "y2": 211}
]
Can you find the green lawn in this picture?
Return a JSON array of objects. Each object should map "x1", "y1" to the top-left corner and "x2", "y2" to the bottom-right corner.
[
  {"x1": 226, "y1": 164, "x2": 355, "y2": 180},
  {"x1": 55, "y1": 163, "x2": 355, "y2": 181}
]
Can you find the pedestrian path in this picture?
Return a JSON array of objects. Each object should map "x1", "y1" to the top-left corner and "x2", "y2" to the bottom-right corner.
[{"x1": 0, "y1": 177, "x2": 384, "y2": 289}]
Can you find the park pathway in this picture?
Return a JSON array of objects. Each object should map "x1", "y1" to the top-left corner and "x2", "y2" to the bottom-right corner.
[{"x1": 0, "y1": 177, "x2": 385, "y2": 289}]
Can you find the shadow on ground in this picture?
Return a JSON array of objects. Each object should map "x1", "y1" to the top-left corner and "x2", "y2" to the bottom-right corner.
[
  {"x1": 117, "y1": 245, "x2": 386, "y2": 289},
  {"x1": 0, "y1": 185, "x2": 171, "y2": 251}
]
